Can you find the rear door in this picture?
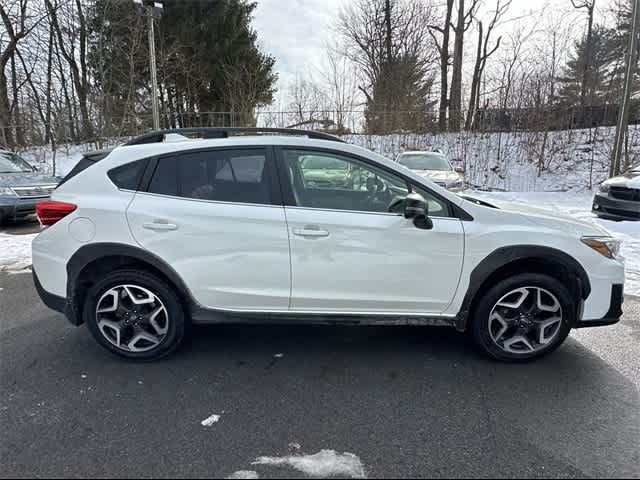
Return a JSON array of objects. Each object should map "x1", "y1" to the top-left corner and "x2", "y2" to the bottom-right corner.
[{"x1": 126, "y1": 147, "x2": 291, "y2": 311}]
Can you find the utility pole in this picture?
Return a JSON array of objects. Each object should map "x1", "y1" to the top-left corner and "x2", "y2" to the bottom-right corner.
[
  {"x1": 134, "y1": 0, "x2": 163, "y2": 131},
  {"x1": 610, "y1": 0, "x2": 639, "y2": 177}
]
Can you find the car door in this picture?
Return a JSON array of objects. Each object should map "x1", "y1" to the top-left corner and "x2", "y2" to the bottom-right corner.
[
  {"x1": 279, "y1": 148, "x2": 465, "y2": 315},
  {"x1": 126, "y1": 147, "x2": 291, "y2": 311}
]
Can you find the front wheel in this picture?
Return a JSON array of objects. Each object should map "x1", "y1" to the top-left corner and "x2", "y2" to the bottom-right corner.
[
  {"x1": 83, "y1": 270, "x2": 186, "y2": 361},
  {"x1": 471, "y1": 273, "x2": 573, "y2": 362}
]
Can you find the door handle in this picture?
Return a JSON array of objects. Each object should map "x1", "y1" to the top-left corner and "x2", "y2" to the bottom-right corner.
[
  {"x1": 293, "y1": 227, "x2": 330, "y2": 238},
  {"x1": 143, "y1": 221, "x2": 178, "y2": 231}
]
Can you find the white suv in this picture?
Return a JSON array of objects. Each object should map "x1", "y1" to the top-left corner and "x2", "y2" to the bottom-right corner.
[{"x1": 32, "y1": 128, "x2": 625, "y2": 362}]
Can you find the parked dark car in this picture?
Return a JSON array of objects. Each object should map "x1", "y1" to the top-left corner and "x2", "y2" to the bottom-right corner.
[
  {"x1": 593, "y1": 165, "x2": 640, "y2": 221},
  {"x1": 0, "y1": 150, "x2": 61, "y2": 224}
]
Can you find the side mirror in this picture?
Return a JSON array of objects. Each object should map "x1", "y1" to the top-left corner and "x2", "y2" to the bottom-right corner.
[
  {"x1": 454, "y1": 166, "x2": 465, "y2": 174},
  {"x1": 404, "y1": 193, "x2": 433, "y2": 230}
]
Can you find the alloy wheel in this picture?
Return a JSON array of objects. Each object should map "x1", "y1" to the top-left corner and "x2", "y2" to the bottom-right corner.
[
  {"x1": 95, "y1": 284, "x2": 169, "y2": 353},
  {"x1": 488, "y1": 286, "x2": 564, "y2": 355}
]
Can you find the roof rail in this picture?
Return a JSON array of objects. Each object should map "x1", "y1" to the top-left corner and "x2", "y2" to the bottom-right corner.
[{"x1": 123, "y1": 127, "x2": 345, "y2": 146}]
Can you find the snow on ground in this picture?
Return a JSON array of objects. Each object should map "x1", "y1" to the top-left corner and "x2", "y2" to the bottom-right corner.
[
  {"x1": 200, "y1": 413, "x2": 221, "y2": 427},
  {"x1": 19, "y1": 144, "x2": 93, "y2": 177},
  {"x1": 252, "y1": 450, "x2": 366, "y2": 479},
  {"x1": 0, "y1": 232, "x2": 37, "y2": 273},
  {"x1": 472, "y1": 191, "x2": 640, "y2": 297},
  {"x1": 227, "y1": 472, "x2": 259, "y2": 479},
  {"x1": 345, "y1": 125, "x2": 640, "y2": 192}
]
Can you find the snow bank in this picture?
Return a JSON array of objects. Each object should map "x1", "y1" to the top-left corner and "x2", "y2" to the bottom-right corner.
[
  {"x1": 0, "y1": 232, "x2": 36, "y2": 272},
  {"x1": 473, "y1": 191, "x2": 640, "y2": 297},
  {"x1": 252, "y1": 450, "x2": 366, "y2": 479},
  {"x1": 345, "y1": 125, "x2": 640, "y2": 193}
]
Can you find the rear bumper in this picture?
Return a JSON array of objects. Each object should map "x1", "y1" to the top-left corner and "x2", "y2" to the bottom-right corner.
[
  {"x1": 592, "y1": 193, "x2": 640, "y2": 220},
  {"x1": 576, "y1": 284, "x2": 624, "y2": 328},
  {"x1": 32, "y1": 268, "x2": 82, "y2": 326}
]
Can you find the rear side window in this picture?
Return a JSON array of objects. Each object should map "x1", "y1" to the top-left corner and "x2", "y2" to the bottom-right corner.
[
  {"x1": 147, "y1": 149, "x2": 272, "y2": 205},
  {"x1": 58, "y1": 150, "x2": 113, "y2": 187},
  {"x1": 108, "y1": 159, "x2": 148, "y2": 190}
]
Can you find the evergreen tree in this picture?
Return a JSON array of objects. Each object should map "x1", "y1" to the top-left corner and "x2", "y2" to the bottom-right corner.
[{"x1": 88, "y1": 0, "x2": 277, "y2": 133}]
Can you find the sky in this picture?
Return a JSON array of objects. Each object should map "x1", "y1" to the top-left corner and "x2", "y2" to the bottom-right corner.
[{"x1": 253, "y1": 0, "x2": 621, "y2": 105}]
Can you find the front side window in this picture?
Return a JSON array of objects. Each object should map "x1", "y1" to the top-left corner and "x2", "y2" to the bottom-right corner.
[
  {"x1": 283, "y1": 149, "x2": 410, "y2": 214},
  {"x1": 148, "y1": 149, "x2": 272, "y2": 205}
]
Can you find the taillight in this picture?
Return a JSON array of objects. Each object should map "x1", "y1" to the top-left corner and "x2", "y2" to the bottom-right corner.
[{"x1": 36, "y1": 201, "x2": 77, "y2": 226}]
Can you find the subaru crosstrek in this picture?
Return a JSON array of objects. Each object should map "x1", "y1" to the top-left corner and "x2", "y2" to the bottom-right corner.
[{"x1": 32, "y1": 128, "x2": 625, "y2": 362}]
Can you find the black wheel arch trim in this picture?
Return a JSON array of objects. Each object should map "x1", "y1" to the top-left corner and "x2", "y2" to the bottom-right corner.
[
  {"x1": 66, "y1": 243, "x2": 197, "y2": 326},
  {"x1": 455, "y1": 245, "x2": 591, "y2": 331}
]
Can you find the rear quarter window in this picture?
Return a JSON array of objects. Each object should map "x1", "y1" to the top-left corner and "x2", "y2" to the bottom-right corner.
[{"x1": 108, "y1": 159, "x2": 148, "y2": 190}]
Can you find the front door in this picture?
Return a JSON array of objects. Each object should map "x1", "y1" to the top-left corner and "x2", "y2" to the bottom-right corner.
[{"x1": 280, "y1": 148, "x2": 465, "y2": 314}]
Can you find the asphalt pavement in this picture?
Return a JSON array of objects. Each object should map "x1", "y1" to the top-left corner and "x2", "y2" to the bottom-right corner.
[{"x1": 1, "y1": 270, "x2": 639, "y2": 479}]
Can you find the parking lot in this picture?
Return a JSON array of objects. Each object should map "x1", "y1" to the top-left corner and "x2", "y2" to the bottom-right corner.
[{"x1": 1, "y1": 266, "x2": 639, "y2": 478}]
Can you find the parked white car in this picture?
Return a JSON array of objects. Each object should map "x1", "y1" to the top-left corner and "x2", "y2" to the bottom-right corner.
[
  {"x1": 32, "y1": 128, "x2": 625, "y2": 362},
  {"x1": 396, "y1": 151, "x2": 465, "y2": 192}
]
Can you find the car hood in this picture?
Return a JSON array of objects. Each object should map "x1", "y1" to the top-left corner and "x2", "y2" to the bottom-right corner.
[
  {"x1": 470, "y1": 196, "x2": 611, "y2": 237},
  {"x1": 602, "y1": 170, "x2": 640, "y2": 188},
  {"x1": 0, "y1": 172, "x2": 60, "y2": 187},
  {"x1": 412, "y1": 170, "x2": 461, "y2": 184}
]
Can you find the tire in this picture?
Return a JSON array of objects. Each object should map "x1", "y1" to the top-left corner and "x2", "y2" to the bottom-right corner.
[
  {"x1": 471, "y1": 273, "x2": 573, "y2": 363},
  {"x1": 83, "y1": 269, "x2": 186, "y2": 361}
]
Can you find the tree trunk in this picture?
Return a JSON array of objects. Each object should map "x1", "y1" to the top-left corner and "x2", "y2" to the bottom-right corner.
[
  {"x1": 449, "y1": 0, "x2": 466, "y2": 131},
  {"x1": 0, "y1": 71, "x2": 13, "y2": 148},
  {"x1": 465, "y1": 22, "x2": 483, "y2": 131},
  {"x1": 438, "y1": 0, "x2": 454, "y2": 131},
  {"x1": 579, "y1": 3, "x2": 595, "y2": 108}
]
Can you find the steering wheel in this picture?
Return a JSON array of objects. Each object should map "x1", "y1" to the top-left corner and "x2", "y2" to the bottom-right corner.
[{"x1": 365, "y1": 176, "x2": 392, "y2": 208}]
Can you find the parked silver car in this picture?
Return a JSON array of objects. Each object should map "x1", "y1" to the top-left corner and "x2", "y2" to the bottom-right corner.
[
  {"x1": 0, "y1": 150, "x2": 60, "y2": 224},
  {"x1": 593, "y1": 164, "x2": 640, "y2": 221},
  {"x1": 396, "y1": 151, "x2": 465, "y2": 192}
]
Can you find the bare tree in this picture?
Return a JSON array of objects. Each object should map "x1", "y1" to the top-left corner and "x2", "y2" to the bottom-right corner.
[
  {"x1": 322, "y1": 49, "x2": 359, "y2": 133},
  {"x1": 571, "y1": 0, "x2": 596, "y2": 107},
  {"x1": 44, "y1": 0, "x2": 93, "y2": 141},
  {"x1": 465, "y1": 0, "x2": 511, "y2": 130},
  {"x1": 0, "y1": 1, "x2": 35, "y2": 147},
  {"x1": 428, "y1": 0, "x2": 455, "y2": 131},
  {"x1": 449, "y1": 0, "x2": 481, "y2": 131}
]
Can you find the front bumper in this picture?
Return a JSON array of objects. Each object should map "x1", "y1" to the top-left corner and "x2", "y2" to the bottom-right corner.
[
  {"x1": 592, "y1": 192, "x2": 640, "y2": 220},
  {"x1": 0, "y1": 195, "x2": 49, "y2": 221},
  {"x1": 576, "y1": 284, "x2": 624, "y2": 328}
]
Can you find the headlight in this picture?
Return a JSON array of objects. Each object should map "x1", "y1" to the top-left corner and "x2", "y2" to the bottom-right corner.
[
  {"x1": 448, "y1": 179, "x2": 464, "y2": 189},
  {"x1": 0, "y1": 187, "x2": 16, "y2": 196},
  {"x1": 581, "y1": 236, "x2": 621, "y2": 259},
  {"x1": 599, "y1": 183, "x2": 610, "y2": 193}
]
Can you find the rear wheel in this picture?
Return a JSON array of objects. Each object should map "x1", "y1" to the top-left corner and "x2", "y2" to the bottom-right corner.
[
  {"x1": 84, "y1": 270, "x2": 186, "y2": 361},
  {"x1": 471, "y1": 273, "x2": 573, "y2": 362}
]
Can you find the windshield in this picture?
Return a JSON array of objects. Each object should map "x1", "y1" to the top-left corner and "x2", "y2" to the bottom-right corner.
[
  {"x1": 301, "y1": 156, "x2": 348, "y2": 170},
  {"x1": 0, "y1": 152, "x2": 34, "y2": 173},
  {"x1": 398, "y1": 154, "x2": 451, "y2": 171}
]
